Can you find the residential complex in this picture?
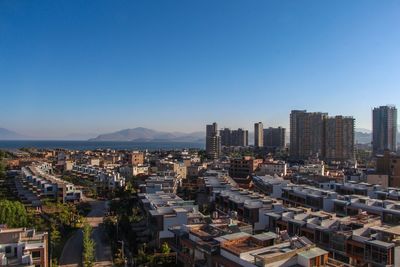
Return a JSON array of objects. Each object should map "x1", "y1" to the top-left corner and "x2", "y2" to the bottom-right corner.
[
  {"x1": 290, "y1": 110, "x2": 355, "y2": 161},
  {"x1": 1, "y1": 106, "x2": 399, "y2": 267},
  {"x1": 72, "y1": 164, "x2": 126, "y2": 190},
  {"x1": 17, "y1": 163, "x2": 82, "y2": 206}
]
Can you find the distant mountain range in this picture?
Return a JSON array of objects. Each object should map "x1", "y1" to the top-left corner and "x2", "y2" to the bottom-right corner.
[
  {"x1": 355, "y1": 131, "x2": 372, "y2": 144},
  {"x1": 89, "y1": 127, "x2": 205, "y2": 142},
  {"x1": 353, "y1": 128, "x2": 400, "y2": 144},
  {"x1": 0, "y1": 126, "x2": 399, "y2": 144},
  {"x1": 0, "y1": 128, "x2": 27, "y2": 140}
]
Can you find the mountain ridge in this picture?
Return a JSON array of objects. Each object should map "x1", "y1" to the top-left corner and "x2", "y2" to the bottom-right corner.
[
  {"x1": 89, "y1": 127, "x2": 205, "y2": 142},
  {"x1": 0, "y1": 128, "x2": 27, "y2": 140}
]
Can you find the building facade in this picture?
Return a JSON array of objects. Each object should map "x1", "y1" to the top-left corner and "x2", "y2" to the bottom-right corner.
[
  {"x1": 220, "y1": 128, "x2": 248, "y2": 147},
  {"x1": 0, "y1": 227, "x2": 48, "y2": 267},
  {"x1": 324, "y1": 116, "x2": 355, "y2": 161},
  {"x1": 254, "y1": 122, "x2": 264, "y2": 148},
  {"x1": 263, "y1": 127, "x2": 285, "y2": 150},
  {"x1": 372, "y1": 105, "x2": 397, "y2": 155},
  {"x1": 375, "y1": 150, "x2": 400, "y2": 187},
  {"x1": 290, "y1": 110, "x2": 355, "y2": 161},
  {"x1": 206, "y1": 123, "x2": 221, "y2": 159},
  {"x1": 290, "y1": 110, "x2": 327, "y2": 159}
]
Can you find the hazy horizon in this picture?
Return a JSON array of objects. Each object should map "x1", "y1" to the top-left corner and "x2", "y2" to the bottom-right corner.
[
  {"x1": 1, "y1": 1, "x2": 400, "y2": 138},
  {"x1": 0, "y1": 124, "x2": 388, "y2": 141}
]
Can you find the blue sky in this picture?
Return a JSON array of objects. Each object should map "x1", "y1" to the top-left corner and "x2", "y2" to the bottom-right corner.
[{"x1": 1, "y1": 0, "x2": 399, "y2": 138}]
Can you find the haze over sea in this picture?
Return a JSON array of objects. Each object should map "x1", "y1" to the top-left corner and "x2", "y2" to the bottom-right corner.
[{"x1": 0, "y1": 140, "x2": 204, "y2": 151}]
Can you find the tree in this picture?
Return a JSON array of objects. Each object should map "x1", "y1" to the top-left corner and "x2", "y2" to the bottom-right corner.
[
  {"x1": 82, "y1": 222, "x2": 95, "y2": 267},
  {"x1": 50, "y1": 223, "x2": 61, "y2": 249},
  {"x1": 161, "y1": 242, "x2": 170, "y2": 254},
  {"x1": 129, "y1": 207, "x2": 143, "y2": 224},
  {"x1": 135, "y1": 243, "x2": 153, "y2": 266},
  {"x1": 125, "y1": 180, "x2": 136, "y2": 194},
  {"x1": 51, "y1": 258, "x2": 59, "y2": 267},
  {"x1": 0, "y1": 157, "x2": 5, "y2": 179},
  {"x1": 0, "y1": 200, "x2": 30, "y2": 227}
]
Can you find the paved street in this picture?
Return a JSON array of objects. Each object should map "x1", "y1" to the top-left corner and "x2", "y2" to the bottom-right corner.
[
  {"x1": 59, "y1": 199, "x2": 112, "y2": 267},
  {"x1": 58, "y1": 230, "x2": 83, "y2": 267}
]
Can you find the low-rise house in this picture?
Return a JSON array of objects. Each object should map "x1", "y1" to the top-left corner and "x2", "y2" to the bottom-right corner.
[
  {"x1": 168, "y1": 216, "x2": 253, "y2": 267},
  {"x1": 256, "y1": 160, "x2": 287, "y2": 177},
  {"x1": 138, "y1": 191, "x2": 205, "y2": 248},
  {"x1": 139, "y1": 176, "x2": 178, "y2": 194},
  {"x1": 0, "y1": 226, "x2": 48, "y2": 267},
  {"x1": 73, "y1": 164, "x2": 125, "y2": 190},
  {"x1": 281, "y1": 185, "x2": 338, "y2": 212},
  {"x1": 213, "y1": 188, "x2": 284, "y2": 231},
  {"x1": 18, "y1": 163, "x2": 82, "y2": 205},
  {"x1": 252, "y1": 175, "x2": 290, "y2": 198},
  {"x1": 216, "y1": 233, "x2": 328, "y2": 267}
]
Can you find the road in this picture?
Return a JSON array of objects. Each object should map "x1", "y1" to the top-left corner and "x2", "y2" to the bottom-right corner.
[{"x1": 59, "y1": 199, "x2": 112, "y2": 267}]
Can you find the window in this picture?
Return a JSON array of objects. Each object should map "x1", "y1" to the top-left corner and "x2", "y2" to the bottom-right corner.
[
  {"x1": 32, "y1": 251, "x2": 41, "y2": 258},
  {"x1": 5, "y1": 246, "x2": 11, "y2": 254}
]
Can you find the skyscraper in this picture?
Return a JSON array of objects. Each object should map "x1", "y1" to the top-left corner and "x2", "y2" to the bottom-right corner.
[
  {"x1": 372, "y1": 106, "x2": 397, "y2": 155},
  {"x1": 254, "y1": 122, "x2": 264, "y2": 148},
  {"x1": 206, "y1": 122, "x2": 221, "y2": 159},
  {"x1": 324, "y1": 116, "x2": 355, "y2": 161},
  {"x1": 263, "y1": 127, "x2": 286, "y2": 150},
  {"x1": 290, "y1": 110, "x2": 327, "y2": 159}
]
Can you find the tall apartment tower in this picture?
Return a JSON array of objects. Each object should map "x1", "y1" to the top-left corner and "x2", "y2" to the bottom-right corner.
[
  {"x1": 264, "y1": 127, "x2": 286, "y2": 150},
  {"x1": 232, "y1": 128, "x2": 249, "y2": 146},
  {"x1": 324, "y1": 116, "x2": 355, "y2": 161},
  {"x1": 254, "y1": 122, "x2": 264, "y2": 148},
  {"x1": 290, "y1": 110, "x2": 327, "y2": 159},
  {"x1": 206, "y1": 122, "x2": 221, "y2": 159},
  {"x1": 373, "y1": 106, "x2": 397, "y2": 155},
  {"x1": 220, "y1": 128, "x2": 232, "y2": 146}
]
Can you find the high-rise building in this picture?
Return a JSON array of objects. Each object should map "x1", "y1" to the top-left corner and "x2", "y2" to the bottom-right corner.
[
  {"x1": 206, "y1": 122, "x2": 221, "y2": 159},
  {"x1": 220, "y1": 128, "x2": 232, "y2": 147},
  {"x1": 290, "y1": 110, "x2": 306, "y2": 159},
  {"x1": 232, "y1": 128, "x2": 249, "y2": 147},
  {"x1": 372, "y1": 105, "x2": 397, "y2": 155},
  {"x1": 290, "y1": 111, "x2": 327, "y2": 159},
  {"x1": 324, "y1": 116, "x2": 355, "y2": 161},
  {"x1": 263, "y1": 127, "x2": 286, "y2": 150},
  {"x1": 254, "y1": 122, "x2": 264, "y2": 148},
  {"x1": 290, "y1": 110, "x2": 355, "y2": 161},
  {"x1": 220, "y1": 128, "x2": 248, "y2": 147}
]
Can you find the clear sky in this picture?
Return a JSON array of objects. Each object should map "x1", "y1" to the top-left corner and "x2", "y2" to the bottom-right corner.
[{"x1": 1, "y1": 0, "x2": 400, "y2": 138}]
